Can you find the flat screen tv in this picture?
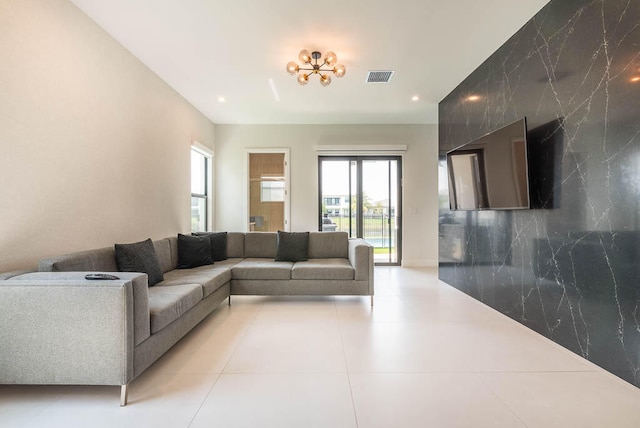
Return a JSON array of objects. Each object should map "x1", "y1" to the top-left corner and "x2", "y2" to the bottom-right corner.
[{"x1": 447, "y1": 118, "x2": 530, "y2": 210}]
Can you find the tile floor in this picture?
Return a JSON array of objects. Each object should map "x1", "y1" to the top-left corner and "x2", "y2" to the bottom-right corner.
[{"x1": 2, "y1": 267, "x2": 640, "y2": 427}]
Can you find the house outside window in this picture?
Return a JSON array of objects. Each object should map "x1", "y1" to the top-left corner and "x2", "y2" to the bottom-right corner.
[{"x1": 323, "y1": 195, "x2": 349, "y2": 217}]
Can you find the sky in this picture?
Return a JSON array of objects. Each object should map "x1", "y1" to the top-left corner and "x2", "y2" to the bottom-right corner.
[{"x1": 321, "y1": 159, "x2": 397, "y2": 203}]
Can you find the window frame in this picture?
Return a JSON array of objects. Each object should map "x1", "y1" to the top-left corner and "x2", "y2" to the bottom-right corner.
[
  {"x1": 244, "y1": 148, "x2": 290, "y2": 232},
  {"x1": 191, "y1": 142, "x2": 213, "y2": 232}
]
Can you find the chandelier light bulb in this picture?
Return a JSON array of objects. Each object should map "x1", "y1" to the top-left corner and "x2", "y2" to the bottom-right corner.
[
  {"x1": 286, "y1": 61, "x2": 299, "y2": 75},
  {"x1": 297, "y1": 73, "x2": 309, "y2": 85},
  {"x1": 299, "y1": 49, "x2": 312, "y2": 64},
  {"x1": 287, "y1": 48, "x2": 345, "y2": 86},
  {"x1": 324, "y1": 51, "x2": 337, "y2": 66},
  {"x1": 334, "y1": 64, "x2": 346, "y2": 77}
]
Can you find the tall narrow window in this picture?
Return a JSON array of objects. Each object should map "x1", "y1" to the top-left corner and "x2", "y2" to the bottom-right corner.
[
  {"x1": 191, "y1": 145, "x2": 212, "y2": 232},
  {"x1": 247, "y1": 150, "x2": 289, "y2": 232}
]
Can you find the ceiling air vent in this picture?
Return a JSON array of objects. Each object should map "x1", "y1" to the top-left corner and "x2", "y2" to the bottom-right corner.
[{"x1": 366, "y1": 70, "x2": 395, "y2": 83}]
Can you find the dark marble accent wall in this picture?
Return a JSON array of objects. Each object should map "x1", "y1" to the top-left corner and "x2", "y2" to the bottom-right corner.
[{"x1": 438, "y1": 0, "x2": 640, "y2": 387}]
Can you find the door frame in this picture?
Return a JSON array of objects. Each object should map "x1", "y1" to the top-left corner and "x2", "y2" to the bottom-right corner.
[
  {"x1": 318, "y1": 155, "x2": 403, "y2": 266},
  {"x1": 244, "y1": 148, "x2": 290, "y2": 232}
]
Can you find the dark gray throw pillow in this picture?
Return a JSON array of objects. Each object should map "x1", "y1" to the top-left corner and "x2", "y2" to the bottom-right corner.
[
  {"x1": 114, "y1": 238, "x2": 164, "y2": 286},
  {"x1": 177, "y1": 233, "x2": 213, "y2": 269},
  {"x1": 193, "y1": 231, "x2": 228, "y2": 261},
  {"x1": 275, "y1": 231, "x2": 309, "y2": 262}
]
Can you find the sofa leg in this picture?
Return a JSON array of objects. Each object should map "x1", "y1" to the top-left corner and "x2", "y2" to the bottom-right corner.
[
  {"x1": 228, "y1": 295, "x2": 231, "y2": 306},
  {"x1": 370, "y1": 295, "x2": 374, "y2": 307},
  {"x1": 120, "y1": 384, "x2": 128, "y2": 407}
]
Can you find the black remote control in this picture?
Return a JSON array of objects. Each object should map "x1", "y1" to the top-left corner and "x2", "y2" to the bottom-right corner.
[{"x1": 85, "y1": 273, "x2": 120, "y2": 280}]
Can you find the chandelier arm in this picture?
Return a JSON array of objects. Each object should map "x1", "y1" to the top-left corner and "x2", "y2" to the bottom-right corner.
[{"x1": 288, "y1": 50, "x2": 343, "y2": 83}]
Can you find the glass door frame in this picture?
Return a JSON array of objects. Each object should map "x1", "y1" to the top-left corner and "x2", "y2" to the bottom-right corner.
[
  {"x1": 245, "y1": 148, "x2": 290, "y2": 232},
  {"x1": 318, "y1": 155, "x2": 402, "y2": 266}
]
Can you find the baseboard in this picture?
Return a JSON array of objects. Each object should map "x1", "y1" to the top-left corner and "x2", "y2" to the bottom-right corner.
[{"x1": 400, "y1": 259, "x2": 438, "y2": 268}]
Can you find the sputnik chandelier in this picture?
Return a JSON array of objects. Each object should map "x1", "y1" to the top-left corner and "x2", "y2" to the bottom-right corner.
[{"x1": 286, "y1": 49, "x2": 346, "y2": 86}]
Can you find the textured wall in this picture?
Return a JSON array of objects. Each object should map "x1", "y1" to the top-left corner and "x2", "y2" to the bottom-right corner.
[
  {"x1": 438, "y1": 0, "x2": 640, "y2": 386},
  {"x1": 0, "y1": 0, "x2": 215, "y2": 271}
]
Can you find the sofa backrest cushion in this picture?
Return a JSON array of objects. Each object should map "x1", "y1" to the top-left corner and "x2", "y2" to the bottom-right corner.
[
  {"x1": 244, "y1": 233, "x2": 277, "y2": 258},
  {"x1": 167, "y1": 236, "x2": 178, "y2": 270},
  {"x1": 153, "y1": 238, "x2": 174, "y2": 273},
  {"x1": 227, "y1": 232, "x2": 245, "y2": 258},
  {"x1": 38, "y1": 247, "x2": 119, "y2": 272},
  {"x1": 38, "y1": 239, "x2": 174, "y2": 275},
  {"x1": 193, "y1": 232, "x2": 228, "y2": 261},
  {"x1": 308, "y1": 232, "x2": 349, "y2": 259}
]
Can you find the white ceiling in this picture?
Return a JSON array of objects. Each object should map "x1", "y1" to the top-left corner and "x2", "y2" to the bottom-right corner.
[{"x1": 69, "y1": 0, "x2": 549, "y2": 125}]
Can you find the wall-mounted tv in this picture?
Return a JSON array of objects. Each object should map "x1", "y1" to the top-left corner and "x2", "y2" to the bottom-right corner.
[{"x1": 447, "y1": 118, "x2": 530, "y2": 210}]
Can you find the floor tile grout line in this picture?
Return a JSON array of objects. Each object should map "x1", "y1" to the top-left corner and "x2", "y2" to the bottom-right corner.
[
  {"x1": 473, "y1": 369, "x2": 599, "y2": 374},
  {"x1": 217, "y1": 296, "x2": 265, "y2": 375},
  {"x1": 336, "y1": 295, "x2": 364, "y2": 428},
  {"x1": 188, "y1": 297, "x2": 267, "y2": 427},
  {"x1": 474, "y1": 371, "x2": 530, "y2": 428},
  {"x1": 186, "y1": 372, "x2": 223, "y2": 428}
]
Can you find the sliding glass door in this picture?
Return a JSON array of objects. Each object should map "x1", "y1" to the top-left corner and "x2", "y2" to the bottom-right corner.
[{"x1": 319, "y1": 156, "x2": 402, "y2": 265}]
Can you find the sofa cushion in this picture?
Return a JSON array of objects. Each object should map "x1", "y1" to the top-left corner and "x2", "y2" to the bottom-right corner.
[
  {"x1": 115, "y1": 239, "x2": 164, "y2": 286},
  {"x1": 308, "y1": 232, "x2": 349, "y2": 259},
  {"x1": 148, "y1": 283, "x2": 203, "y2": 333},
  {"x1": 231, "y1": 258, "x2": 293, "y2": 280},
  {"x1": 211, "y1": 258, "x2": 244, "y2": 269},
  {"x1": 275, "y1": 231, "x2": 309, "y2": 262},
  {"x1": 159, "y1": 266, "x2": 232, "y2": 298},
  {"x1": 177, "y1": 234, "x2": 213, "y2": 269},
  {"x1": 244, "y1": 233, "x2": 277, "y2": 258},
  {"x1": 291, "y1": 259, "x2": 355, "y2": 280},
  {"x1": 193, "y1": 232, "x2": 228, "y2": 261},
  {"x1": 227, "y1": 233, "x2": 245, "y2": 258},
  {"x1": 168, "y1": 236, "x2": 179, "y2": 270},
  {"x1": 153, "y1": 239, "x2": 174, "y2": 274}
]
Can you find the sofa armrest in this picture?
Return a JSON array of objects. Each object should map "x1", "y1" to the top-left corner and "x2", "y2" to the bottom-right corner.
[
  {"x1": 0, "y1": 269, "x2": 37, "y2": 280},
  {"x1": 0, "y1": 272, "x2": 147, "y2": 386},
  {"x1": 348, "y1": 239, "x2": 374, "y2": 290}
]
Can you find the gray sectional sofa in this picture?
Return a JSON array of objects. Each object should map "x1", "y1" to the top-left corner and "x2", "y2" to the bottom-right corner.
[{"x1": 0, "y1": 231, "x2": 373, "y2": 406}]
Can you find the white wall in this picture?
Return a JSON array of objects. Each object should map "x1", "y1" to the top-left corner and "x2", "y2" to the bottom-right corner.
[
  {"x1": 214, "y1": 125, "x2": 439, "y2": 266},
  {"x1": 0, "y1": 0, "x2": 215, "y2": 271}
]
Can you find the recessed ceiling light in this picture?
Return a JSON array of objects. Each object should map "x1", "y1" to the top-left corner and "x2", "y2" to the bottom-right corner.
[
  {"x1": 217, "y1": 96, "x2": 226, "y2": 103},
  {"x1": 631, "y1": 76, "x2": 640, "y2": 83},
  {"x1": 411, "y1": 95, "x2": 420, "y2": 102},
  {"x1": 466, "y1": 95, "x2": 480, "y2": 102}
]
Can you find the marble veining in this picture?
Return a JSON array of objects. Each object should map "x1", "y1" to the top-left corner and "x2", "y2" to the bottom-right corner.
[{"x1": 438, "y1": 0, "x2": 640, "y2": 387}]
